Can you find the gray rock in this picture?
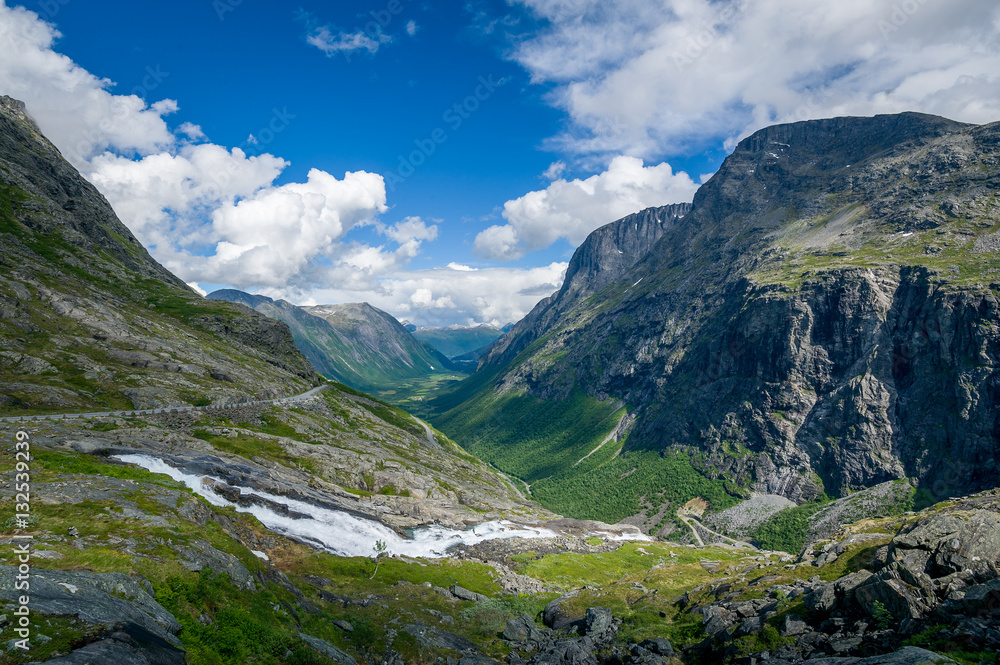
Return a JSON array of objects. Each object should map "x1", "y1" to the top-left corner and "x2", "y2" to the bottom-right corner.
[
  {"x1": 584, "y1": 607, "x2": 614, "y2": 639},
  {"x1": 172, "y1": 540, "x2": 256, "y2": 591},
  {"x1": 503, "y1": 614, "x2": 548, "y2": 643},
  {"x1": 297, "y1": 632, "x2": 358, "y2": 665},
  {"x1": 402, "y1": 623, "x2": 480, "y2": 655},
  {"x1": 637, "y1": 638, "x2": 673, "y2": 656},
  {"x1": 333, "y1": 619, "x2": 354, "y2": 632},
  {"x1": 779, "y1": 615, "x2": 808, "y2": 637},
  {"x1": 450, "y1": 584, "x2": 488, "y2": 603},
  {"x1": 855, "y1": 575, "x2": 929, "y2": 621},
  {"x1": 25, "y1": 624, "x2": 185, "y2": 665},
  {"x1": 543, "y1": 593, "x2": 583, "y2": 630},
  {"x1": 732, "y1": 616, "x2": 762, "y2": 638},
  {"x1": 0, "y1": 566, "x2": 181, "y2": 647}
]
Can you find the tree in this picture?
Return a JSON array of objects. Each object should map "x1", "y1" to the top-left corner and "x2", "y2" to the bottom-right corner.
[{"x1": 369, "y1": 540, "x2": 388, "y2": 579}]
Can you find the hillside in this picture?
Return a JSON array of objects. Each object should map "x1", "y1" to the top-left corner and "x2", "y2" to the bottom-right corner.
[
  {"x1": 207, "y1": 291, "x2": 465, "y2": 403},
  {"x1": 0, "y1": 96, "x2": 319, "y2": 413},
  {"x1": 432, "y1": 113, "x2": 1000, "y2": 531}
]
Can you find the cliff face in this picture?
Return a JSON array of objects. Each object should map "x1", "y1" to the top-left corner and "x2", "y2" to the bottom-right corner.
[
  {"x1": 480, "y1": 203, "x2": 691, "y2": 373},
  {"x1": 0, "y1": 97, "x2": 318, "y2": 412},
  {"x1": 438, "y1": 112, "x2": 1000, "y2": 511}
]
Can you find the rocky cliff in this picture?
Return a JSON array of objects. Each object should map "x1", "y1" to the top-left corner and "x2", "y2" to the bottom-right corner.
[{"x1": 434, "y1": 112, "x2": 1000, "y2": 522}]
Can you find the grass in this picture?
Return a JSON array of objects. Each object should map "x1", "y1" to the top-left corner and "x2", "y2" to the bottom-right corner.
[{"x1": 191, "y1": 429, "x2": 316, "y2": 474}]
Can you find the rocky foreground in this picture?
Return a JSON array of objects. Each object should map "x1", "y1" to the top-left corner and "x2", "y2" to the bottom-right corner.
[{"x1": 2, "y1": 402, "x2": 999, "y2": 665}]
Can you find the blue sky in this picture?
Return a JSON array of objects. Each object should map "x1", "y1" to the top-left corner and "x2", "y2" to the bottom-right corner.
[{"x1": 1, "y1": 0, "x2": 999, "y2": 325}]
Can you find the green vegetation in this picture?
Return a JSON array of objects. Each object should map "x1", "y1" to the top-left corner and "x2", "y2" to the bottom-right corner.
[
  {"x1": 191, "y1": 429, "x2": 315, "y2": 474},
  {"x1": 750, "y1": 499, "x2": 829, "y2": 553},
  {"x1": 434, "y1": 384, "x2": 740, "y2": 522}
]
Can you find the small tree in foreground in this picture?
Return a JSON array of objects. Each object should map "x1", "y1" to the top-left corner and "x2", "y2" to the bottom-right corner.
[{"x1": 370, "y1": 540, "x2": 388, "y2": 579}]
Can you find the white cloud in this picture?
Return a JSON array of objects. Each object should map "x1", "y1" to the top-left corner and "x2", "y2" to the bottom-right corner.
[
  {"x1": 305, "y1": 26, "x2": 391, "y2": 57},
  {"x1": 0, "y1": 3, "x2": 175, "y2": 168},
  {"x1": 542, "y1": 160, "x2": 566, "y2": 180},
  {"x1": 186, "y1": 282, "x2": 208, "y2": 297},
  {"x1": 447, "y1": 263, "x2": 477, "y2": 272},
  {"x1": 177, "y1": 122, "x2": 206, "y2": 141},
  {"x1": 298, "y1": 262, "x2": 569, "y2": 327},
  {"x1": 405, "y1": 20, "x2": 418, "y2": 37},
  {"x1": 474, "y1": 156, "x2": 699, "y2": 260},
  {"x1": 510, "y1": 0, "x2": 1000, "y2": 158}
]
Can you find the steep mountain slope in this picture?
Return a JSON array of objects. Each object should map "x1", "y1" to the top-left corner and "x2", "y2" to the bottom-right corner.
[
  {"x1": 0, "y1": 96, "x2": 319, "y2": 413},
  {"x1": 207, "y1": 290, "x2": 461, "y2": 395},
  {"x1": 433, "y1": 113, "x2": 1000, "y2": 527},
  {"x1": 412, "y1": 324, "x2": 507, "y2": 360}
]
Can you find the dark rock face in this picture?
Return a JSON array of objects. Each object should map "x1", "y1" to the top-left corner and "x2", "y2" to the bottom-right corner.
[
  {"x1": 480, "y1": 203, "x2": 690, "y2": 372},
  {"x1": 447, "y1": 112, "x2": 1000, "y2": 505},
  {"x1": 0, "y1": 566, "x2": 183, "y2": 653},
  {"x1": 28, "y1": 624, "x2": 187, "y2": 665}
]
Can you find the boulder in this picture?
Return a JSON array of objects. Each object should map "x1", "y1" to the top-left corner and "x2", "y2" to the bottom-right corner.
[
  {"x1": 0, "y1": 566, "x2": 181, "y2": 647},
  {"x1": 779, "y1": 615, "x2": 809, "y2": 637},
  {"x1": 503, "y1": 614, "x2": 548, "y2": 643},
  {"x1": 584, "y1": 607, "x2": 614, "y2": 640},
  {"x1": 450, "y1": 584, "x2": 489, "y2": 603},
  {"x1": 296, "y1": 633, "x2": 358, "y2": 665},
  {"x1": 637, "y1": 638, "x2": 673, "y2": 656},
  {"x1": 854, "y1": 575, "x2": 929, "y2": 621},
  {"x1": 25, "y1": 623, "x2": 185, "y2": 665},
  {"x1": 543, "y1": 594, "x2": 584, "y2": 630}
]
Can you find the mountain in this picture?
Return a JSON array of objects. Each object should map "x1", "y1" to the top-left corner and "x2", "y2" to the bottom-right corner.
[
  {"x1": 208, "y1": 290, "x2": 463, "y2": 397},
  {"x1": 432, "y1": 112, "x2": 1000, "y2": 530},
  {"x1": 1, "y1": 97, "x2": 995, "y2": 665},
  {"x1": 412, "y1": 324, "x2": 507, "y2": 360},
  {"x1": 0, "y1": 96, "x2": 319, "y2": 412}
]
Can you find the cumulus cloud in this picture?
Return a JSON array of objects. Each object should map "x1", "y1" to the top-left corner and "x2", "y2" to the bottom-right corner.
[
  {"x1": 474, "y1": 156, "x2": 699, "y2": 260},
  {"x1": 510, "y1": 0, "x2": 1000, "y2": 158},
  {"x1": 299, "y1": 262, "x2": 569, "y2": 327},
  {"x1": 0, "y1": 3, "x2": 175, "y2": 168}
]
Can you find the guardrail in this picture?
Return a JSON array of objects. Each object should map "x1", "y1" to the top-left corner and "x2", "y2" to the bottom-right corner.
[{"x1": 0, "y1": 385, "x2": 328, "y2": 424}]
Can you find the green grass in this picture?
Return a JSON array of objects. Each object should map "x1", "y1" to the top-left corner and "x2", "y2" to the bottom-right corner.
[
  {"x1": 433, "y1": 383, "x2": 739, "y2": 522},
  {"x1": 191, "y1": 429, "x2": 315, "y2": 474}
]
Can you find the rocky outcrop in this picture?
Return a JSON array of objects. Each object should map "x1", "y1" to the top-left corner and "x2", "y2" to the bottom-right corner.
[
  {"x1": 480, "y1": 203, "x2": 690, "y2": 372},
  {"x1": 685, "y1": 491, "x2": 1000, "y2": 663},
  {"x1": 439, "y1": 112, "x2": 1000, "y2": 515},
  {"x1": 0, "y1": 566, "x2": 183, "y2": 649}
]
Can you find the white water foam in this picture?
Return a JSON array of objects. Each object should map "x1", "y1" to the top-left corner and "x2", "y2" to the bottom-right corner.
[{"x1": 115, "y1": 454, "x2": 558, "y2": 558}]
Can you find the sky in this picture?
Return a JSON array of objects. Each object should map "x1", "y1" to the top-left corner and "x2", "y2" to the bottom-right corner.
[{"x1": 1, "y1": 0, "x2": 999, "y2": 326}]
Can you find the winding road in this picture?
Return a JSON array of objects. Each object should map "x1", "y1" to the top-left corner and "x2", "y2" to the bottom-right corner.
[{"x1": 0, "y1": 384, "x2": 330, "y2": 424}]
